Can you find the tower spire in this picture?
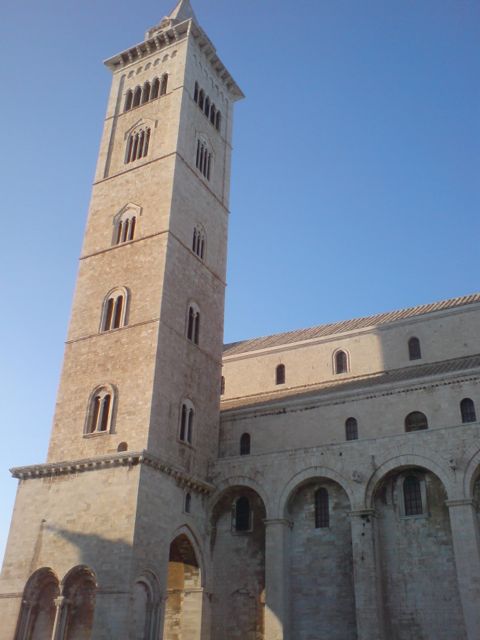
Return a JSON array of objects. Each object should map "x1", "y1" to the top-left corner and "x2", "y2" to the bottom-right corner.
[{"x1": 168, "y1": 0, "x2": 197, "y2": 23}]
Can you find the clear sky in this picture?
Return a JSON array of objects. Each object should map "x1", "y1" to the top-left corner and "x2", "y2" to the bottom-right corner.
[{"x1": 0, "y1": 0, "x2": 479, "y2": 563}]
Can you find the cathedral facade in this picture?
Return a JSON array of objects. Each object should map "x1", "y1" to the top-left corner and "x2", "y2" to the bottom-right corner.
[{"x1": 2, "y1": 2, "x2": 480, "y2": 639}]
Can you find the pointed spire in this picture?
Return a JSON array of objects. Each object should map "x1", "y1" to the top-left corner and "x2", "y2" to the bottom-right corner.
[{"x1": 168, "y1": 0, "x2": 198, "y2": 24}]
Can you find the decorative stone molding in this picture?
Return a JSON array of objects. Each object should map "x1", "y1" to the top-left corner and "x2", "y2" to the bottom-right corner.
[
  {"x1": 10, "y1": 450, "x2": 214, "y2": 495},
  {"x1": 445, "y1": 499, "x2": 476, "y2": 508}
]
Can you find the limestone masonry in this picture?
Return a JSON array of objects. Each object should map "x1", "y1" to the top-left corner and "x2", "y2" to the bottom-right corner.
[{"x1": 2, "y1": 2, "x2": 480, "y2": 639}]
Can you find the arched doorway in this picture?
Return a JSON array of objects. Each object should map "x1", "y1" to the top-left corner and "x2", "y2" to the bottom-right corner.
[
  {"x1": 374, "y1": 466, "x2": 466, "y2": 640},
  {"x1": 287, "y1": 478, "x2": 356, "y2": 640},
  {"x1": 163, "y1": 534, "x2": 202, "y2": 640},
  {"x1": 210, "y1": 486, "x2": 266, "y2": 640}
]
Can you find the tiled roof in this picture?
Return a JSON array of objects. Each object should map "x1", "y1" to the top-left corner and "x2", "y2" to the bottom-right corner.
[
  {"x1": 223, "y1": 293, "x2": 480, "y2": 357},
  {"x1": 220, "y1": 353, "x2": 480, "y2": 412}
]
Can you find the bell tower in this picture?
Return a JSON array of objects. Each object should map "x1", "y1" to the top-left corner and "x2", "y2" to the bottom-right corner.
[{"x1": 0, "y1": 1, "x2": 243, "y2": 638}]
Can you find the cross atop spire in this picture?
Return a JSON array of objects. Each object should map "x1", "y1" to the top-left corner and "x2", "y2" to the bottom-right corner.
[{"x1": 168, "y1": 0, "x2": 198, "y2": 24}]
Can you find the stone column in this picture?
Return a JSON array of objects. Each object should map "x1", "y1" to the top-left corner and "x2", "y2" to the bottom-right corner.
[
  {"x1": 446, "y1": 499, "x2": 480, "y2": 640},
  {"x1": 349, "y1": 509, "x2": 385, "y2": 640},
  {"x1": 263, "y1": 518, "x2": 291, "y2": 640},
  {"x1": 52, "y1": 596, "x2": 68, "y2": 640}
]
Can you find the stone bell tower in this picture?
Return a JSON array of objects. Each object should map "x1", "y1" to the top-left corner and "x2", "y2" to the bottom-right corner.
[{"x1": 0, "y1": 1, "x2": 243, "y2": 637}]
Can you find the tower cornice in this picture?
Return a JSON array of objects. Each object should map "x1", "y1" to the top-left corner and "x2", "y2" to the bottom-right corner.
[
  {"x1": 104, "y1": 18, "x2": 244, "y2": 100},
  {"x1": 10, "y1": 450, "x2": 215, "y2": 495}
]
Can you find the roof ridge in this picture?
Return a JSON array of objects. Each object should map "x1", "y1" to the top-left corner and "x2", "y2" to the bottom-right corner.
[{"x1": 223, "y1": 292, "x2": 480, "y2": 356}]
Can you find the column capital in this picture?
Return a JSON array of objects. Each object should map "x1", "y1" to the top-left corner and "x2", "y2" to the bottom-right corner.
[
  {"x1": 349, "y1": 508, "x2": 377, "y2": 519},
  {"x1": 445, "y1": 498, "x2": 476, "y2": 508},
  {"x1": 263, "y1": 518, "x2": 293, "y2": 529},
  {"x1": 54, "y1": 596, "x2": 68, "y2": 608}
]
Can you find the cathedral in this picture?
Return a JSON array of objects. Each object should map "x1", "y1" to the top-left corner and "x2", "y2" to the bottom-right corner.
[{"x1": 2, "y1": 1, "x2": 480, "y2": 639}]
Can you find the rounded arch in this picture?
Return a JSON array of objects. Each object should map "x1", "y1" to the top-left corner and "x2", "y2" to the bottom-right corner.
[
  {"x1": 61, "y1": 564, "x2": 97, "y2": 591},
  {"x1": 208, "y1": 476, "x2": 271, "y2": 519},
  {"x1": 84, "y1": 383, "x2": 117, "y2": 435},
  {"x1": 463, "y1": 444, "x2": 480, "y2": 499},
  {"x1": 364, "y1": 453, "x2": 455, "y2": 509},
  {"x1": 23, "y1": 567, "x2": 59, "y2": 596},
  {"x1": 279, "y1": 466, "x2": 354, "y2": 518},
  {"x1": 100, "y1": 286, "x2": 129, "y2": 332},
  {"x1": 332, "y1": 348, "x2": 349, "y2": 375},
  {"x1": 16, "y1": 568, "x2": 60, "y2": 640}
]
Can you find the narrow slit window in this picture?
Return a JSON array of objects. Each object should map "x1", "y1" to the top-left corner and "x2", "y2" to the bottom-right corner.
[
  {"x1": 234, "y1": 497, "x2": 251, "y2": 532},
  {"x1": 408, "y1": 337, "x2": 422, "y2": 361},
  {"x1": 132, "y1": 86, "x2": 141, "y2": 108},
  {"x1": 334, "y1": 350, "x2": 348, "y2": 374},
  {"x1": 345, "y1": 417, "x2": 358, "y2": 441},
  {"x1": 240, "y1": 433, "x2": 250, "y2": 456},
  {"x1": 151, "y1": 78, "x2": 160, "y2": 99},
  {"x1": 220, "y1": 376, "x2": 225, "y2": 395},
  {"x1": 124, "y1": 90, "x2": 133, "y2": 112},
  {"x1": 460, "y1": 398, "x2": 476, "y2": 423},
  {"x1": 160, "y1": 74, "x2": 168, "y2": 96},
  {"x1": 276, "y1": 364, "x2": 285, "y2": 385},
  {"x1": 403, "y1": 476, "x2": 423, "y2": 516},
  {"x1": 315, "y1": 488, "x2": 329, "y2": 528}
]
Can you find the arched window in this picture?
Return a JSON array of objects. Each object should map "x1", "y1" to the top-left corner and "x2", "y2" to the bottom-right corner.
[
  {"x1": 160, "y1": 73, "x2": 168, "y2": 95},
  {"x1": 125, "y1": 125, "x2": 151, "y2": 164},
  {"x1": 185, "y1": 492, "x2": 192, "y2": 513},
  {"x1": 198, "y1": 89, "x2": 205, "y2": 110},
  {"x1": 132, "y1": 573, "x2": 160, "y2": 640},
  {"x1": 151, "y1": 77, "x2": 160, "y2": 99},
  {"x1": 192, "y1": 225, "x2": 206, "y2": 259},
  {"x1": 234, "y1": 496, "x2": 251, "y2": 532},
  {"x1": 186, "y1": 304, "x2": 200, "y2": 345},
  {"x1": 460, "y1": 398, "x2": 477, "y2": 423},
  {"x1": 215, "y1": 110, "x2": 221, "y2": 131},
  {"x1": 220, "y1": 376, "x2": 225, "y2": 395},
  {"x1": 194, "y1": 81, "x2": 199, "y2": 103},
  {"x1": 408, "y1": 336, "x2": 422, "y2": 360},
  {"x1": 86, "y1": 386, "x2": 114, "y2": 434},
  {"x1": 196, "y1": 138, "x2": 212, "y2": 180},
  {"x1": 276, "y1": 364, "x2": 285, "y2": 385},
  {"x1": 132, "y1": 86, "x2": 142, "y2": 108},
  {"x1": 142, "y1": 81, "x2": 151, "y2": 104},
  {"x1": 115, "y1": 214, "x2": 136, "y2": 244},
  {"x1": 314, "y1": 488, "x2": 329, "y2": 528},
  {"x1": 210, "y1": 104, "x2": 216, "y2": 125},
  {"x1": 403, "y1": 475, "x2": 423, "y2": 516},
  {"x1": 345, "y1": 417, "x2": 358, "y2": 441},
  {"x1": 62, "y1": 566, "x2": 97, "y2": 639},
  {"x1": 240, "y1": 433, "x2": 250, "y2": 456},
  {"x1": 204, "y1": 96, "x2": 210, "y2": 118},
  {"x1": 334, "y1": 350, "x2": 348, "y2": 374},
  {"x1": 179, "y1": 400, "x2": 194, "y2": 444},
  {"x1": 16, "y1": 568, "x2": 59, "y2": 640},
  {"x1": 405, "y1": 411, "x2": 428, "y2": 432},
  {"x1": 101, "y1": 289, "x2": 127, "y2": 331},
  {"x1": 124, "y1": 89, "x2": 133, "y2": 112}
]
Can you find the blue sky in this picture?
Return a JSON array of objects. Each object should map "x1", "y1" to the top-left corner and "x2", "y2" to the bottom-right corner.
[{"x1": 0, "y1": 0, "x2": 479, "y2": 563}]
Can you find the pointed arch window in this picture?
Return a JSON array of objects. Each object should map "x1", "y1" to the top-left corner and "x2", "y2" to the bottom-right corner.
[
  {"x1": 240, "y1": 433, "x2": 251, "y2": 456},
  {"x1": 124, "y1": 89, "x2": 133, "y2": 112},
  {"x1": 160, "y1": 73, "x2": 168, "y2": 96},
  {"x1": 198, "y1": 89, "x2": 205, "y2": 110},
  {"x1": 142, "y1": 81, "x2": 151, "y2": 104},
  {"x1": 210, "y1": 104, "x2": 216, "y2": 125},
  {"x1": 403, "y1": 475, "x2": 423, "y2": 516},
  {"x1": 405, "y1": 411, "x2": 428, "y2": 432},
  {"x1": 179, "y1": 400, "x2": 194, "y2": 444},
  {"x1": 345, "y1": 417, "x2": 358, "y2": 441},
  {"x1": 125, "y1": 125, "x2": 151, "y2": 164},
  {"x1": 151, "y1": 77, "x2": 160, "y2": 99},
  {"x1": 215, "y1": 110, "x2": 221, "y2": 131},
  {"x1": 196, "y1": 138, "x2": 212, "y2": 180},
  {"x1": 194, "y1": 81, "x2": 199, "y2": 103},
  {"x1": 314, "y1": 488, "x2": 329, "y2": 528},
  {"x1": 233, "y1": 496, "x2": 251, "y2": 532},
  {"x1": 408, "y1": 337, "x2": 422, "y2": 361},
  {"x1": 187, "y1": 304, "x2": 200, "y2": 345},
  {"x1": 192, "y1": 225, "x2": 206, "y2": 259},
  {"x1": 460, "y1": 398, "x2": 477, "y2": 423},
  {"x1": 334, "y1": 350, "x2": 348, "y2": 374},
  {"x1": 276, "y1": 364, "x2": 285, "y2": 385},
  {"x1": 132, "y1": 86, "x2": 142, "y2": 108},
  {"x1": 86, "y1": 386, "x2": 115, "y2": 434},
  {"x1": 101, "y1": 288, "x2": 128, "y2": 331},
  {"x1": 185, "y1": 492, "x2": 192, "y2": 513}
]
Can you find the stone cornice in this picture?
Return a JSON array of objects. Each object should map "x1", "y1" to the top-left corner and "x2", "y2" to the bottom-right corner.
[
  {"x1": 10, "y1": 450, "x2": 214, "y2": 495},
  {"x1": 104, "y1": 19, "x2": 243, "y2": 100}
]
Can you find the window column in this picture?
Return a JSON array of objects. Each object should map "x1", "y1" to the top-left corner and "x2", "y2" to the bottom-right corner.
[
  {"x1": 263, "y1": 518, "x2": 291, "y2": 640},
  {"x1": 349, "y1": 509, "x2": 386, "y2": 640},
  {"x1": 446, "y1": 499, "x2": 480, "y2": 640}
]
